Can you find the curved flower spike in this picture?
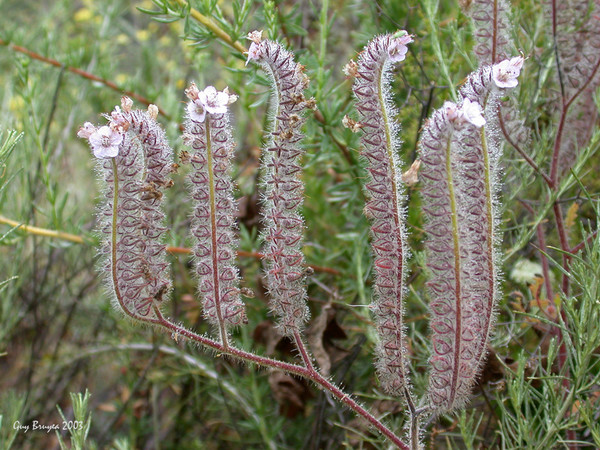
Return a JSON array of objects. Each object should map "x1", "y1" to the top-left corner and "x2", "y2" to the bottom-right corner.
[{"x1": 183, "y1": 83, "x2": 246, "y2": 343}]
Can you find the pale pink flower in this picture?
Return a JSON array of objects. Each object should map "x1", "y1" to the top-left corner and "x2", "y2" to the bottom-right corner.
[
  {"x1": 88, "y1": 125, "x2": 123, "y2": 158},
  {"x1": 187, "y1": 99, "x2": 206, "y2": 123},
  {"x1": 388, "y1": 31, "x2": 413, "y2": 62},
  {"x1": 460, "y1": 98, "x2": 486, "y2": 128},
  {"x1": 77, "y1": 122, "x2": 97, "y2": 139},
  {"x1": 443, "y1": 101, "x2": 460, "y2": 122},
  {"x1": 187, "y1": 86, "x2": 236, "y2": 123},
  {"x1": 444, "y1": 100, "x2": 485, "y2": 128},
  {"x1": 198, "y1": 86, "x2": 230, "y2": 115},
  {"x1": 245, "y1": 30, "x2": 264, "y2": 65},
  {"x1": 245, "y1": 41, "x2": 263, "y2": 66},
  {"x1": 492, "y1": 56, "x2": 524, "y2": 88}
]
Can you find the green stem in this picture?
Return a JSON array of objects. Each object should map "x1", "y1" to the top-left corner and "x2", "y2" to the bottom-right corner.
[
  {"x1": 205, "y1": 117, "x2": 229, "y2": 349},
  {"x1": 445, "y1": 134, "x2": 462, "y2": 408},
  {"x1": 477, "y1": 126, "x2": 497, "y2": 364}
]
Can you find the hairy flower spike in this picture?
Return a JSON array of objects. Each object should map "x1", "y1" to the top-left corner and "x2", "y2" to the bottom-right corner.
[
  {"x1": 546, "y1": 0, "x2": 600, "y2": 176},
  {"x1": 419, "y1": 59, "x2": 520, "y2": 413},
  {"x1": 248, "y1": 35, "x2": 310, "y2": 336},
  {"x1": 352, "y1": 33, "x2": 412, "y2": 400},
  {"x1": 79, "y1": 98, "x2": 174, "y2": 323},
  {"x1": 420, "y1": 105, "x2": 473, "y2": 412},
  {"x1": 463, "y1": 0, "x2": 514, "y2": 64},
  {"x1": 183, "y1": 84, "x2": 246, "y2": 343}
]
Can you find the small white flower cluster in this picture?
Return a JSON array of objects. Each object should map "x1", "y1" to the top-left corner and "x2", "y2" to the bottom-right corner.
[
  {"x1": 77, "y1": 97, "x2": 136, "y2": 158},
  {"x1": 444, "y1": 98, "x2": 486, "y2": 128},
  {"x1": 441, "y1": 55, "x2": 525, "y2": 129},
  {"x1": 387, "y1": 30, "x2": 414, "y2": 63},
  {"x1": 185, "y1": 83, "x2": 238, "y2": 123}
]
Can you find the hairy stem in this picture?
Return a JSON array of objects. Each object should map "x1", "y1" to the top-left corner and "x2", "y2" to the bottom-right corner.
[
  {"x1": 445, "y1": 134, "x2": 463, "y2": 408},
  {"x1": 152, "y1": 310, "x2": 409, "y2": 449},
  {"x1": 205, "y1": 117, "x2": 229, "y2": 348}
]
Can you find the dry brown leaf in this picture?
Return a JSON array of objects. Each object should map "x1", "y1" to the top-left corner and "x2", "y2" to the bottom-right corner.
[
  {"x1": 306, "y1": 302, "x2": 333, "y2": 376},
  {"x1": 402, "y1": 159, "x2": 421, "y2": 186},
  {"x1": 268, "y1": 371, "x2": 311, "y2": 418},
  {"x1": 565, "y1": 202, "x2": 579, "y2": 229},
  {"x1": 97, "y1": 402, "x2": 117, "y2": 413}
]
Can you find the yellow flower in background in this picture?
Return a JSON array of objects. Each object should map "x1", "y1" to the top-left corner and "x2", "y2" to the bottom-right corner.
[
  {"x1": 116, "y1": 34, "x2": 130, "y2": 46},
  {"x1": 8, "y1": 96, "x2": 25, "y2": 113},
  {"x1": 136, "y1": 29, "x2": 150, "y2": 42},
  {"x1": 74, "y1": 8, "x2": 94, "y2": 23}
]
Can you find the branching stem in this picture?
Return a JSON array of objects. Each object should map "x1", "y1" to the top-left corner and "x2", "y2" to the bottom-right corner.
[{"x1": 153, "y1": 309, "x2": 409, "y2": 448}]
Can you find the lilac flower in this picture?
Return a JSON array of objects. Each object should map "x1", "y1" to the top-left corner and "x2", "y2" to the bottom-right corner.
[
  {"x1": 88, "y1": 125, "x2": 123, "y2": 158},
  {"x1": 444, "y1": 99, "x2": 486, "y2": 128},
  {"x1": 387, "y1": 31, "x2": 413, "y2": 62},
  {"x1": 246, "y1": 42, "x2": 262, "y2": 65},
  {"x1": 443, "y1": 101, "x2": 460, "y2": 122},
  {"x1": 198, "y1": 86, "x2": 230, "y2": 115},
  {"x1": 187, "y1": 99, "x2": 206, "y2": 123},
  {"x1": 77, "y1": 122, "x2": 97, "y2": 139},
  {"x1": 245, "y1": 30, "x2": 263, "y2": 65},
  {"x1": 492, "y1": 56, "x2": 524, "y2": 88},
  {"x1": 460, "y1": 98, "x2": 486, "y2": 128}
]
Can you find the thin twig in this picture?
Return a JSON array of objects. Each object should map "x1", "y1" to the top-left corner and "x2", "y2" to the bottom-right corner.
[
  {"x1": 0, "y1": 215, "x2": 342, "y2": 276},
  {"x1": 519, "y1": 201, "x2": 554, "y2": 303},
  {"x1": 172, "y1": 0, "x2": 247, "y2": 55},
  {"x1": 0, "y1": 214, "x2": 85, "y2": 244},
  {"x1": 497, "y1": 110, "x2": 553, "y2": 188},
  {"x1": 0, "y1": 38, "x2": 170, "y2": 119},
  {"x1": 570, "y1": 230, "x2": 598, "y2": 254}
]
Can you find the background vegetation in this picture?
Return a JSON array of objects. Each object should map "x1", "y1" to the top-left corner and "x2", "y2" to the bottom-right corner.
[{"x1": 0, "y1": 0, "x2": 599, "y2": 448}]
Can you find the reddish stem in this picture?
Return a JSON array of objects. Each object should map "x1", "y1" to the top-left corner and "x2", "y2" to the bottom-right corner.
[
  {"x1": 166, "y1": 246, "x2": 342, "y2": 276},
  {"x1": 0, "y1": 38, "x2": 170, "y2": 119},
  {"x1": 154, "y1": 310, "x2": 409, "y2": 449},
  {"x1": 570, "y1": 230, "x2": 598, "y2": 254},
  {"x1": 497, "y1": 110, "x2": 553, "y2": 188},
  {"x1": 553, "y1": 203, "x2": 571, "y2": 295},
  {"x1": 293, "y1": 329, "x2": 315, "y2": 371},
  {"x1": 520, "y1": 201, "x2": 554, "y2": 303}
]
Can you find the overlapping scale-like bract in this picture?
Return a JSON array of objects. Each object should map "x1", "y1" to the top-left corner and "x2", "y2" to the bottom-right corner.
[
  {"x1": 249, "y1": 36, "x2": 311, "y2": 336},
  {"x1": 352, "y1": 33, "x2": 412, "y2": 398},
  {"x1": 184, "y1": 89, "x2": 246, "y2": 335}
]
